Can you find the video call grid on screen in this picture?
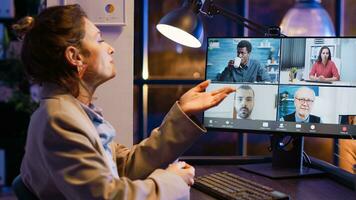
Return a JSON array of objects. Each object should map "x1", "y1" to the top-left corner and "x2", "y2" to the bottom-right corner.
[{"x1": 204, "y1": 37, "x2": 356, "y2": 137}]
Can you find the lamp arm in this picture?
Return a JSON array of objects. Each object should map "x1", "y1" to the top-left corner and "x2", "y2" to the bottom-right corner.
[{"x1": 202, "y1": 0, "x2": 285, "y2": 36}]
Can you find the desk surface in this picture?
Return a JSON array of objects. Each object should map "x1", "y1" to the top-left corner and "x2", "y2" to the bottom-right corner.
[
  {"x1": 279, "y1": 71, "x2": 356, "y2": 86},
  {"x1": 292, "y1": 80, "x2": 356, "y2": 86},
  {"x1": 191, "y1": 165, "x2": 356, "y2": 200}
]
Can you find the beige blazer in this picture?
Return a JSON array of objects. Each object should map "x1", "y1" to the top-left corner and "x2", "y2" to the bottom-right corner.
[{"x1": 20, "y1": 83, "x2": 206, "y2": 199}]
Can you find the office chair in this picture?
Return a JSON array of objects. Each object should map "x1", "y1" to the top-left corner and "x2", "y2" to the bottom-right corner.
[{"x1": 12, "y1": 175, "x2": 39, "y2": 200}]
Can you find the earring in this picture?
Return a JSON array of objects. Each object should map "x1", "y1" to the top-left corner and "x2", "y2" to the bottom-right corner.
[
  {"x1": 77, "y1": 65, "x2": 83, "y2": 73},
  {"x1": 77, "y1": 64, "x2": 87, "y2": 78}
]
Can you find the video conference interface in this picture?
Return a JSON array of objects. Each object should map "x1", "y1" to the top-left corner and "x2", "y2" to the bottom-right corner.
[{"x1": 204, "y1": 37, "x2": 356, "y2": 137}]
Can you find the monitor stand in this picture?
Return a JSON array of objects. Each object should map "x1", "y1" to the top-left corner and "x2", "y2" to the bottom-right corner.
[{"x1": 240, "y1": 135, "x2": 324, "y2": 178}]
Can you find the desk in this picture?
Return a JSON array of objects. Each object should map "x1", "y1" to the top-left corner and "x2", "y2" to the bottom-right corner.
[
  {"x1": 291, "y1": 80, "x2": 356, "y2": 86},
  {"x1": 190, "y1": 165, "x2": 356, "y2": 200},
  {"x1": 279, "y1": 71, "x2": 356, "y2": 86}
]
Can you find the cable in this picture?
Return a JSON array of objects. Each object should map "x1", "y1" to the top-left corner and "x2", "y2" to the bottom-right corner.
[{"x1": 303, "y1": 151, "x2": 312, "y2": 165}]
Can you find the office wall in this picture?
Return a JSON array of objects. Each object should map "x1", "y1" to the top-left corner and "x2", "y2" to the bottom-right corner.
[
  {"x1": 47, "y1": 0, "x2": 134, "y2": 147},
  {"x1": 340, "y1": 39, "x2": 356, "y2": 82}
]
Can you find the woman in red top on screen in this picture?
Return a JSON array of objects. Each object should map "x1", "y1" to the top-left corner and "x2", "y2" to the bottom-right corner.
[{"x1": 309, "y1": 46, "x2": 340, "y2": 81}]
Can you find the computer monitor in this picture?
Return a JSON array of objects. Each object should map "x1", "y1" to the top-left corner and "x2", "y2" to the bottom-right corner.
[{"x1": 204, "y1": 37, "x2": 356, "y2": 178}]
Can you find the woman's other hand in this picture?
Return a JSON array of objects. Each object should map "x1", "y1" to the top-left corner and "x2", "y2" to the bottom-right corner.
[{"x1": 166, "y1": 161, "x2": 195, "y2": 186}]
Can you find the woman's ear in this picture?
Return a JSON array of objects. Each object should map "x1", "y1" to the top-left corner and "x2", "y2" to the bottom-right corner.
[{"x1": 64, "y1": 46, "x2": 84, "y2": 67}]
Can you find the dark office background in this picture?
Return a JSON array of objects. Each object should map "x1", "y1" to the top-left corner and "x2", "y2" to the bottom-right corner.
[{"x1": 132, "y1": 0, "x2": 356, "y2": 177}]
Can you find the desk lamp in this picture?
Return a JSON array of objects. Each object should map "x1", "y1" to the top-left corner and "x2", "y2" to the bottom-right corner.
[{"x1": 156, "y1": 0, "x2": 284, "y2": 48}]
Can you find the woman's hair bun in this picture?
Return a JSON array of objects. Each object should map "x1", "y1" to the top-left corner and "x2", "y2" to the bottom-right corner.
[{"x1": 12, "y1": 16, "x2": 35, "y2": 40}]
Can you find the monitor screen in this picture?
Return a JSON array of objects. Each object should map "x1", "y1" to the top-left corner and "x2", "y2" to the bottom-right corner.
[{"x1": 204, "y1": 37, "x2": 356, "y2": 138}]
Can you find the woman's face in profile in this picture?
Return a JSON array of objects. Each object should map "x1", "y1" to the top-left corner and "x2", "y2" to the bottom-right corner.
[
  {"x1": 320, "y1": 48, "x2": 330, "y2": 62},
  {"x1": 80, "y1": 18, "x2": 116, "y2": 86}
]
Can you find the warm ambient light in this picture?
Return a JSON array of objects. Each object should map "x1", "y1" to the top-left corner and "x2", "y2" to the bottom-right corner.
[
  {"x1": 142, "y1": 58, "x2": 149, "y2": 80},
  {"x1": 156, "y1": 24, "x2": 202, "y2": 48}
]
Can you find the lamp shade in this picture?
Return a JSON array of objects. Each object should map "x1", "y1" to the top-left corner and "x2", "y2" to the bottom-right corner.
[
  {"x1": 280, "y1": 0, "x2": 335, "y2": 36},
  {"x1": 156, "y1": 1, "x2": 204, "y2": 48}
]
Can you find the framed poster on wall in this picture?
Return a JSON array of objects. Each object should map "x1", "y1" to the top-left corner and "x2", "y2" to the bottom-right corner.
[{"x1": 63, "y1": 0, "x2": 125, "y2": 26}]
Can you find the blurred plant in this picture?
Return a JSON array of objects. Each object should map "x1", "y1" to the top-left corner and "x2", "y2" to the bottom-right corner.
[
  {"x1": 268, "y1": 47, "x2": 275, "y2": 60},
  {"x1": 289, "y1": 67, "x2": 298, "y2": 82},
  {"x1": 290, "y1": 67, "x2": 298, "y2": 74}
]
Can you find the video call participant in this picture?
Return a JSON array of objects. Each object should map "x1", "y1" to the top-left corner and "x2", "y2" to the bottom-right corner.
[
  {"x1": 282, "y1": 87, "x2": 321, "y2": 123},
  {"x1": 218, "y1": 40, "x2": 271, "y2": 82},
  {"x1": 309, "y1": 46, "x2": 340, "y2": 81},
  {"x1": 233, "y1": 85, "x2": 255, "y2": 119},
  {"x1": 13, "y1": 5, "x2": 235, "y2": 199}
]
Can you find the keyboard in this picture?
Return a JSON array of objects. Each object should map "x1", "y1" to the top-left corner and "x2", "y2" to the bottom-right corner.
[
  {"x1": 304, "y1": 79, "x2": 332, "y2": 84},
  {"x1": 193, "y1": 171, "x2": 290, "y2": 200}
]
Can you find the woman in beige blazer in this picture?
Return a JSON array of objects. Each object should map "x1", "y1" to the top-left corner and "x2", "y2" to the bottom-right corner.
[{"x1": 13, "y1": 4, "x2": 234, "y2": 200}]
